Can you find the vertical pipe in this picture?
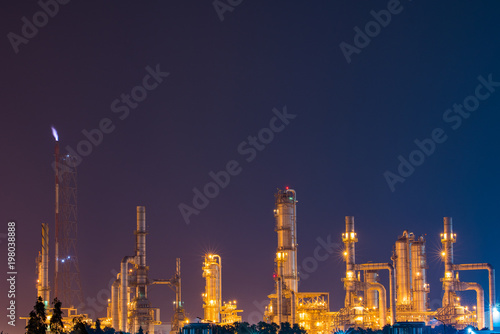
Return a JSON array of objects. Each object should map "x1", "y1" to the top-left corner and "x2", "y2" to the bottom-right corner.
[
  {"x1": 176, "y1": 258, "x2": 181, "y2": 309},
  {"x1": 54, "y1": 141, "x2": 60, "y2": 299},
  {"x1": 343, "y1": 216, "x2": 358, "y2": 309},
  {"x1": 277, "y1": 275, "x2": 282, "y2": 326},
  {"x1": 489, "y1": 266, "x2": 495, "y2": 330},
  {"x1": 121, "y1": 256, "x2": 134, "y2": 332},
  {"x1": 136, "y1": 206, "x2": 147, "y2": 300},
  {"x1": 389, "y1": 264, "x2": 396, "y2": 325},
  {"x1": 466, "y1": 283, "x2": 485, "y2": 329},
  {"x1": 442, "y1": 217, "x2": 456, "y2": 307},
  {"x1": 112, "y1": 278, "x2": 120, "y2": 330},
  {"x1": 215, "y1": 255, "x2": 222, "y2": 323},
  {"x1": 345, "y1": 216, "x2": 355, "y2": 271},
  {"x1": 41, "y1": 223, "x2": 50, "y2": 304}
]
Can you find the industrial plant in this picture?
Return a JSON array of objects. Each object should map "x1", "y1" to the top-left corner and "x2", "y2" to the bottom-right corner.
[{"x1": 29, "y1": 130, "x2": 496, "y2": 333}]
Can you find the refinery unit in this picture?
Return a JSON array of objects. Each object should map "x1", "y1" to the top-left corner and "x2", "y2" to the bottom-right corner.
[{"x1": 31, "y1": 135, "x2": 497, "y2": 334}]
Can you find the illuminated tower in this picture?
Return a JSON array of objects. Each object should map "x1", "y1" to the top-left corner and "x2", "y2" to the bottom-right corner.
[
  {"x1": 36, "y1": 223, "x2": 50, "y2": 307},
  {"x1": 52, "y1": 127, "x2": 84, "y2": 308},
  {"x1": 203, "y1": 254, "x2": 222, "y2": 323},
  {"x1": 273, "y1": 188, "x2": 298, "y2": 325},
  {"x1": 274, "y1": 188, "x2": 298, "y2": 293}
]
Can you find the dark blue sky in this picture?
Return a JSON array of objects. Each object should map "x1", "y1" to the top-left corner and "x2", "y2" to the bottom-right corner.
[{"x1": 2, "y1": 1, "x2": 500, "y2": 332}]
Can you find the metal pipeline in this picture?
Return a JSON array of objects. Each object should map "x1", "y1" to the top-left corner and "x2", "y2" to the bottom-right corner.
[
  {"x1": 454, "y1": 263, "x2": 495, "y2": 329},
  {"x1": 356, "y1": 263, "x2": 396, "y2": 325},
  {"x1": 365, "y1": 281, "x2": 387, "y2": 328},
  {"x1": 112, "y1": 277, "x2": 120, "y2": 330},
  {"x1": 120, "y1": 256, "x2": 135, "y2": 332}
]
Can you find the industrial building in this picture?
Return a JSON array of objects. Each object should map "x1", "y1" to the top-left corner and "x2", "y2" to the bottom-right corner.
[
  {"x1": 261, "y1": 188, "x2": 496, "y2": 332},
  {"x1": 31, "y1": 143, "x2": 497, "y2": 334}
]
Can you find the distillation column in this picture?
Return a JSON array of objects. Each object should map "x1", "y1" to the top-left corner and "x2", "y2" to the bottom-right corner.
[
  {"x1": 274, "y1": 188, "x2": 298, "y2": 325},
  {"x1": 275, "y1": 188, "x2": 298, "y2": 293},
  {"x1": 394, "y1": 231, "x2": 412, "y2": 309},
  {"x1": 203, "y1": 254, "x2": 222, "y2": 323},
  {"x1": 133, "y1": 206, "x2": 153, "y2": 334}
]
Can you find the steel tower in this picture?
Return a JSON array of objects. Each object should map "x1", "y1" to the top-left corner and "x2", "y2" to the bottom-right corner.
[{"x1": 53, "y1": 128, "x2": 84, "y2": 308}]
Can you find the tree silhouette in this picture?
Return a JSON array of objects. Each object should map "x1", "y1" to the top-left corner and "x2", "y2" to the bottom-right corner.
[
  {"x1": 94, "y1": 319, "x2": 103, "y2": 334},
  {"x1": 71, "y1": 316, "x2": 89, "y2": 334},
  {"x1": 50, "y1": 298, "x2": 64, "y2": 334},
  {"x1": 26, "y1": 297, "x2": 47, "y2": 334}
]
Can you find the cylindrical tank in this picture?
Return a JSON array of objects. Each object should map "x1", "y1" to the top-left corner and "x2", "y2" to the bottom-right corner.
[
  {"x1": 411, "y1": 237, "x2": 428, "y2": 313},
  {"x1": 365, "y1": 270, "x2": 379, "y2": 310},
  {"x1": 203, "y1": 254, "x2": 221, "y2": 322},
  {"x1": 395, "y1": 231, "x2": 411, "y2": 306},
  {"x1": 274, "y1": 189, "x2": 298, "y2": 292}
]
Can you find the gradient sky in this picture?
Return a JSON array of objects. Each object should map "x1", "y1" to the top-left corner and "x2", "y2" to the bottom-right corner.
[{"x1": 2, "y1": 1, "x2": 500, "y2": 333}]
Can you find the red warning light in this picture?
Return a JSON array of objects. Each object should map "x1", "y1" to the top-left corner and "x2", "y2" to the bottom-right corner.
[{"x1": 285, "y1": 186, "x2": 289, "y2": 190}]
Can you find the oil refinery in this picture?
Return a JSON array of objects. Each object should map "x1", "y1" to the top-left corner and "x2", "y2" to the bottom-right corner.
[{"x1": 30, "y1": 154, "x2": 497, "y2": 334}]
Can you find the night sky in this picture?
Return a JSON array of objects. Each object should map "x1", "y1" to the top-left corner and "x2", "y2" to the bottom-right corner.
[{"x1": 2, "y1": 1, "x2": 500, "y2": 333}]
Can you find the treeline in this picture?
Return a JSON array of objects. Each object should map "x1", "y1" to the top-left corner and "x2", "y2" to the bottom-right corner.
[
  {"x1": 25, "y1": 297, "x2": 115, "y2": 334},
  {"x1": 213, "y1": 321, "x2": 306, "y2": 334}
]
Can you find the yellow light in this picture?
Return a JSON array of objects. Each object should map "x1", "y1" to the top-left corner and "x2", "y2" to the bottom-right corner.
[
  {"x1": 350, "y1": 232, "x2": 355, "y2": 239},
  {"x1": 441, "y1": 252, "x2": 446, "y2": 257},
  {"x1": 343, "y1": 251, "x2": 347, "y2": 256}
]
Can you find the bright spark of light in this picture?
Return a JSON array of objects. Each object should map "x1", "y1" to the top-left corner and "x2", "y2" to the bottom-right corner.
[{"x1": 51, "y1": 126, "x2": 59, "y2": 141}]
